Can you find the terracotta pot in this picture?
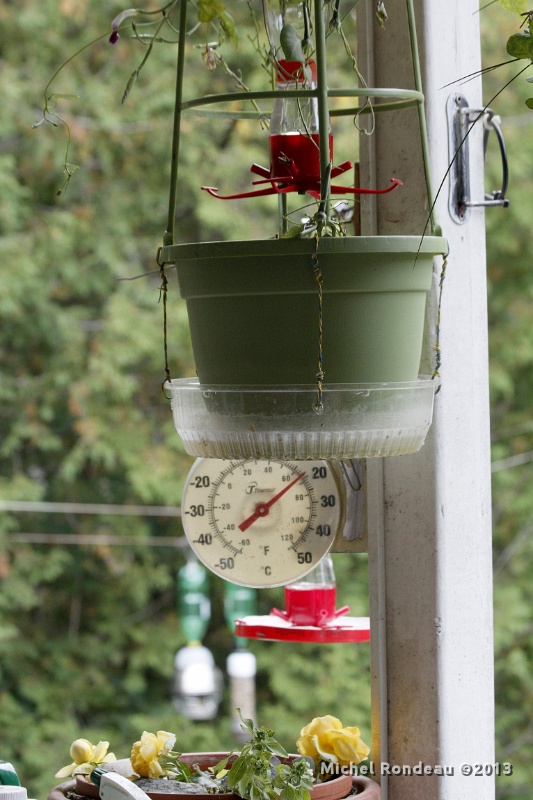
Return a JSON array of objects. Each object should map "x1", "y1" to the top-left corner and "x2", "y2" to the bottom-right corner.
[
  {"x1": 350, "y1": 777, "x2": 380, "y2": 800},
  {"x1": 47, "y1": 754, "x2": 380, "y2": 800},
  {"x1": 48, "y1": 776, "x2": 379, "y2": 800}
]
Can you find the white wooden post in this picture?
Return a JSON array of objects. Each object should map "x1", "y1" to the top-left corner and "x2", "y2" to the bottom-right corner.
[{"x1": 359, "y1": 1, "x2": 495, "y2": 798}]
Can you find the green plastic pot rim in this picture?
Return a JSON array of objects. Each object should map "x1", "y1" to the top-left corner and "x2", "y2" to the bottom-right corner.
[{"x1": 160, "y1": 235, "x2": 448, "y2": 264}]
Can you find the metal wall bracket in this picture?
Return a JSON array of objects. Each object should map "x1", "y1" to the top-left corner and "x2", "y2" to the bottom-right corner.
[{"x1": 447, "y1": 93, "x2": 510, "y2": 224}]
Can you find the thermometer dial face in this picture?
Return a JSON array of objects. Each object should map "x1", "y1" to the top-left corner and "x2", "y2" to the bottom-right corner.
[{"x1": 181, "y1": 458, "x2": 343, "y2": 588}]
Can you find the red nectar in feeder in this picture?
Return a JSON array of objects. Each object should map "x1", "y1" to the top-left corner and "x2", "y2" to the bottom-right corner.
[
  {"x1": 272, "y1": 554, "x2": 350, "y2": 628},
  {"x1": 284, "y1": 584, "x2": 338, "y2": 626}
]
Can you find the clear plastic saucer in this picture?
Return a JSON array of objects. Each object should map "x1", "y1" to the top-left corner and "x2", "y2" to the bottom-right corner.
[{"x1": 170, "y1": 377, "x2": 439, "y2": 460}]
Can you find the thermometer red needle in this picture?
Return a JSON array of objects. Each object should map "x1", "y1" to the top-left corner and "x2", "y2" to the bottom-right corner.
[{"x1": 238, "y1": 471, "x2": 307, "y2": 532}]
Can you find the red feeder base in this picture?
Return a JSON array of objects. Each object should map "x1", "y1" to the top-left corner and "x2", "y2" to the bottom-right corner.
[{"x1": 235, "y1": 614, "x2": 370, "y2": 644}]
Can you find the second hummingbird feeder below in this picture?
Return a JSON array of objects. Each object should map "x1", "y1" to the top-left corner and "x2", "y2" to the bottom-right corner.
[{"x1": 235, "y1": 557, "x2": 370, "y2": 644}]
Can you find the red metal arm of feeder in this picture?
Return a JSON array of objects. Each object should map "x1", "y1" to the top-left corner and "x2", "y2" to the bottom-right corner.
[
  {"x1": 201, "y1": 176, "x2": 403, "y2": 200},
  {"x1": 201, "y1": 185, "x2": 296, "y2": 200},
  {"x1": 330, "y1": 177, "x2": 403, "y2": 194}
]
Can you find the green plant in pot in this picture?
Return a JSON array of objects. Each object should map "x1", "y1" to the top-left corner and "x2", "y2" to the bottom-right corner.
[{"x1": 48, "y1": 714, "x2": 380, "y2": 800}]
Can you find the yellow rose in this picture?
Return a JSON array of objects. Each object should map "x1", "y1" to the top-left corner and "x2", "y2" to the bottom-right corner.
[
  {"x1": 296, "y1": 716, "x2": 370, "y2": 767},
  {"x1": 70, "y1": 739, "x2": 93, "y2": 765},
  {"x1": 296, "y1": 716, "x2": 343, "y2": 761},
  {"x1": 131, "y1": 731, "x2": 176, "y2": 778},
  {"x1": 55, "y1": 739, "x2": 116, "y2": 778}
]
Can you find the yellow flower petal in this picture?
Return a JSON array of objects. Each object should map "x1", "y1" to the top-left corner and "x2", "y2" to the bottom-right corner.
[
  {"x1": 138, "y1": 732, "x2": 160, "y2": 762},
  {"x1": 55, "y1": 764, "x2": 76, "y2": 779},
  {"x1": 323, "y1": 728, "x2": 370, "y2": 765},
  {"x1": 299, "y1": 716, "x2": 342, "y2": 739},
  {"x1": 311, "y1": 734, "x2": 338, "y2": 764},
  {"x1": 156, "y1": 731, "x2": 176, "y2": 755},
  {"x1": 70, "y1": 739, "x2": 93, "y2": 765},
  {"x1": 92, "y1": 741, "x2": 111, "y2": 763},
  {"x1": 71, "y1": 762, "x2": 94, "y2": 776},
  {"x1": 148, "y1": 760, "x2": 164, "y2": 779},
  {"x1": 295, "y1": 735, "x2": 318, "y2": 759}
]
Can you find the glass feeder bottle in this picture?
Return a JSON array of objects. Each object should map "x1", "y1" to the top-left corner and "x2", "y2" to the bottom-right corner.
[
  {"x1": 269, "y1": 60, "x2": 332, "y2": 190},
  {"x1": 264, "y1": 0, "x2": 332, "y2": 190},
  {"x1": 283, "y1": 554, "x2": 348, "y2": 626}
]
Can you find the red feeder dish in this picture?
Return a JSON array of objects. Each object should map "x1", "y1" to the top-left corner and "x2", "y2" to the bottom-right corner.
[{"x1": 235, "y1": 614, "x2": 370, "y2": 644}]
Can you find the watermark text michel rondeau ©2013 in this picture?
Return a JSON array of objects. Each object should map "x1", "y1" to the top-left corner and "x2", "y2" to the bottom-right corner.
[{"x1": 320, "y1": 762, "x2": 513, "y2": 778}]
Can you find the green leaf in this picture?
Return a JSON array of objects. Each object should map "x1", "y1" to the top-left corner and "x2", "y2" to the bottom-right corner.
[
  {"x1": 172, "y1": 761, "x2": 194, "y2": 781},
  {"x1": 226, "y1": 754, "x2": 248, "y2": 789},
  {"x1": 497, "y1": 0, "x2": 527, "y2": 13},
  {"x1": 220, "y1": 11, "x2": 238, "y2": 45},
  {"x1": 506, "y1": 31, "x2": 533, "y2": 60},
  {"x1": 236, "y1": 767, "x2": 254, "y2": 797},
  {"x1": 197, "y1": 0, "x2": 226, "y2": 24},
  {"x1": 213, "y1": 755, "x2": 232, "y2": 774},
  {"x1": 265, "y1": 739, "x2": 289, "y2": 758},
  {"x1": 280, "y1": 785, "x2": 296, "y2": 800},
  {"x1": 280, "y1": 24, "x2": 305, "y2": 62},
  {"x1": 249, "y1": 783, "x2": 262, "y2": 800},
  {"x1": 280, "y1": 225, "x2": 304, "y2": 239},
  {"x1": 238, "y1": 711, "x2": 255, "y2": 734}
]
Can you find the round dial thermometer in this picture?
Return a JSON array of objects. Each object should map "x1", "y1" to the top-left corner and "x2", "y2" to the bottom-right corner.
[{"x1": 181, "y1": 458, "x2": 343, "y2": 587}]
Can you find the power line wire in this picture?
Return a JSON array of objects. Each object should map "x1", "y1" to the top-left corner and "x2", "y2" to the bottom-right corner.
[
  {"x1": 0, "y1": 500, "x2": 181, "y2": 517},
  {"x1": 491, "y1": 449, "x2": 533, "y2": 473},
  {"x1": 3, "y1": 532, "x2": 187, "y2": 548},
  {"x1": 0, "y1": 502, "x2": 187, "y2": 548}
]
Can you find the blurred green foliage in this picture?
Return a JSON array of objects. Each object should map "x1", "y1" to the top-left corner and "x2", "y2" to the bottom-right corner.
[
  {"x1": 0, "y1": 2, "x2": 368, "y2": 799},
  {"x1": 483, "y1": 4, "x2": 533, "y2": 797}
]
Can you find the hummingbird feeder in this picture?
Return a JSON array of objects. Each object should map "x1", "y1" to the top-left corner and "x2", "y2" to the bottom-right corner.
[
  {"x1": 202, "y1": 58, "x2": 402, "y2": 202},
  {"x1": 235, "y1": 556, "x2": 370, "y2": 644}
]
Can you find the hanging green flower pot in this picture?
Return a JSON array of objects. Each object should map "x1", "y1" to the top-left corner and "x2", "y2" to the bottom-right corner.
[{"x1": 161, "y1": 234, "x2": 447, "y2": 386}]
